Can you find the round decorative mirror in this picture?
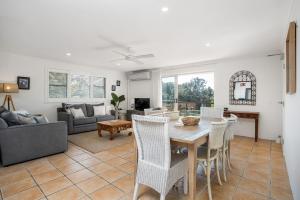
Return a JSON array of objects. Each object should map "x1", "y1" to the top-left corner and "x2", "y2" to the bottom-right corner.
[{"x1": 229, "y1": 70, "x2": 256, "y2": 105}]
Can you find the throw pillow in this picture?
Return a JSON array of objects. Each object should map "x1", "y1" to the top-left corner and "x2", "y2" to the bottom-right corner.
[
  {"x1": 62, "y1": 103, "x2": 87, "y2": 117},
  {"x1": 93, "y1": 105, "x2": 106, "y2": 116},
  {"x1": 17, "y1": 115, "x2": 37, "y2": 125},
  {"x1": 33, "y1": 115, "x2": 49, "y2": 124},
  {"x1": 13, "y1": 110, "x2": 31, "y2": 117},
  {"x1": 0, "y1": 106, "x2": 8, "y2": 115},
  {"x1": 1, "y1": 111, "x2": 21, "y2": 126},
  {"x1": 86, "y1": 103, "x2": 104, "y2": 117},
  {"x1": 70, "y1": 108, "x2": 85, "y2": 119},
  {"x1": 0, "y1": 118, "x2": 8, "y2": 129}
]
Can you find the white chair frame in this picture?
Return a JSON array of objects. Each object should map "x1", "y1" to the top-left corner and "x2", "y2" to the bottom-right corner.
[
  {"x1": 132, "y1": 115, "x2": 188, "y2": 200},
  {"x1": 197, "y1": 120, "x2": 228, "y2": 200}
]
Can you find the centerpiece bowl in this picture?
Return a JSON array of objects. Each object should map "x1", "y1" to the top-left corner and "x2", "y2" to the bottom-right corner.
[{"x1": 181, "y1": 116, "x2": 200, "y2": 126}]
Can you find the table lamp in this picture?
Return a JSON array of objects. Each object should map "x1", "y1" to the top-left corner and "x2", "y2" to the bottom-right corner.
[{"x1": 0, "y1": 83, "x2": 19, "y2": 111}]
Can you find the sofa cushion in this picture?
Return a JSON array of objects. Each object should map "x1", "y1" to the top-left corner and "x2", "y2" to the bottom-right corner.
[
  {"x1": 95, "y1": 115, "x2": 115, "y2": 122},
  {"x1": 33, "y1": 115, "x2": 49, "y2": 124},
  {"x1": 74, "y1": 117, "x2": 96, "y2": 126},
  {"x1": 62, "y1": 103, "x2": 88, "y2": 117},
  {"x1": 86, "y1": 103, "x2": 104, "y2": 117},
  {"x1": 0, "y1": 118, "x2": 8, "y2": 129},
  {"x1": 0, "y1": 106, "x2": 8, "y2": 115},
  {"x1": 1, "y1": 111, "x2": 21, "y2": 126},
  {"x1": 1, "y1": 111, "x2": 37, "y2": 126}
]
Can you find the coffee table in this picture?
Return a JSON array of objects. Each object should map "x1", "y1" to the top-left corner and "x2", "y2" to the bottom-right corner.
[{"x1": 97, "y1": 120, "x2": 132, "y2": 140}]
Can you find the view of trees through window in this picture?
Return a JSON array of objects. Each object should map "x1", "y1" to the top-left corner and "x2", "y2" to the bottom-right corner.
[
  {"x1": 162, "y1": 73, "x2": 214, "y2": 116},
  {"x1": 48, "y1": 71, "x2": 106, "y2": 99},
  {"x1": 49, "y1": 72, "x2": 68, "y2": 98}
]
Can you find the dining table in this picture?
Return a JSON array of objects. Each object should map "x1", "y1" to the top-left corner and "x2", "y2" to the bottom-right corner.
[{"x1": 133, "y1": 119, "x2": 218, "y2": 200}]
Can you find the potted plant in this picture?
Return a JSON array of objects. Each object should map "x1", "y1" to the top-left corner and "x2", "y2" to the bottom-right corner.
[{"x1": 110, "y1": 92, "x2": 125, "y2": 119}]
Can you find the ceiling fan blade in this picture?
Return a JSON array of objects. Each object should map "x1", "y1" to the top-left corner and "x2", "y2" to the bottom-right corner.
[
  {"x1": 127, "y1": 58, "x2": 144, "y2": 65},
  {"x1": 134, "y1": 54, "x2": 155, "y2": 59},
  {"x1": 112, "y1": 50, "x2": 128, "y2": 57},
  {"x1": 109, "y1": 58, "x2": 125, "y2": 62}
]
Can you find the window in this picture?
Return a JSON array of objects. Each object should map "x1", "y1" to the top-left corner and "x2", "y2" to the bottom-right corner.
[
  {"x1": 92, "y1": 77, "x2": 106, "y2": 98},
  {"x1": 49, "y1": 72, "x2": 68, "y2": 98},
  {"x1": 161, "y1": 72, "x2": 214, "y2": 116},
  {"x1": 71, "y1": 74, "x2": 90, "y2": 98},
  {"x1": 47, "y1": 70, "x2": 106, "y2": 101}
]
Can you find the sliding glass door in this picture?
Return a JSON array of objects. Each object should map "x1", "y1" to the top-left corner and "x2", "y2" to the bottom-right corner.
[
  {"x1": 162, "y1": 76, "x2": 178, "y2": 111},
  {"x1": 162, "y1": 72, "x2": 214, "y2": 116}
]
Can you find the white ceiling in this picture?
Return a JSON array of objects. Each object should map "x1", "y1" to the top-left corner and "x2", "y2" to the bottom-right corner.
[{"x1": 0, "y1": 0, "x2": 292, "y2": 71}]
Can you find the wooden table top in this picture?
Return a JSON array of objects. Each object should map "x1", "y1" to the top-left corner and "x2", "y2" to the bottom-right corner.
[
  {"x1": 168, "y1": 119, "x2": 220, "y2": 144},
  {"x1": 97, "y1": 120, "x2": 132, "y2": 127}
]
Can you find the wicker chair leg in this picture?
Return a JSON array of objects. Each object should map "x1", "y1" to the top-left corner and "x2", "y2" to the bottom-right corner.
[
  {"x1": 160, "y1": 194, "x2": 166, "y2": 200},
  {"x1": 223, "y1": 149, "x2": 227, "y2": 182},
  {"x1": 226, "y1": 150, "x2": 232, "y2": 171},
  {"x1": 216, "y1": 155, "x2": 222, "y2": 186},
  {"x1": 207, "y1": 161, "x2": 212, "y2": 200},
  {"x1": 133, "y1": 182, "x2": 140, "y2": 200},
  {"x1": 184, "y1": 173, "x2": 188, "y2": 194},
  {"x1": 228, "y1": 141, "x2": 232, "y2": 169}
]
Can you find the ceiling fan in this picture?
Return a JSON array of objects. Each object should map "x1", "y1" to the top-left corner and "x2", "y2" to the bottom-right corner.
[{"x1": 110, "y1": 50, "x2": 155, "y2": 65}]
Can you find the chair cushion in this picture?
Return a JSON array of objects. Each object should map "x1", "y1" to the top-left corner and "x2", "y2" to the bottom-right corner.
[
  {"x1": 62, "y1": 103, "x2": 87, "y2": 117},
  {"x1": 86, "y1": 103, "x2": 104, "y2": 117},
  {"x1": 74, "y1": 117, "x2": 96, "y2": 126},
  {"x1": 95, "y1": 115, "x2": 115, "y2": 122}
]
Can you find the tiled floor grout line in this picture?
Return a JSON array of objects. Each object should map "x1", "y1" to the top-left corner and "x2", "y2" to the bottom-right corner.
[
  {"x1": 0, "y1": 139, "x2": 291, "y2": 200},
  {"x1": 26, "y1": 168, "x2": 48, "y2": 200},
  {"x1": 44, "y1": 145, "x2": 134, "y2": 199}
]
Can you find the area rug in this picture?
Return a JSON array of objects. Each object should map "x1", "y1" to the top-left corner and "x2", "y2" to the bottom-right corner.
[{"x1": 68, "y1": 130, "x2": 133, "y2": 153}]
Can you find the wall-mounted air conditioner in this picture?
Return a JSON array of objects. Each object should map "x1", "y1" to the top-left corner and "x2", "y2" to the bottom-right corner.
[{"x1": 128, "y1": 71, "x2": 151, "y2": 81}]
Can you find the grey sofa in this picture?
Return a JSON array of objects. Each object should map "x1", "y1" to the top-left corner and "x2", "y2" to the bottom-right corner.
[
  {"x1": 57, "y1": 103, "x2": 115, "y2": 134},
  {"x1": 0, "y1": 121, "x2": 68, "y2": 166}
]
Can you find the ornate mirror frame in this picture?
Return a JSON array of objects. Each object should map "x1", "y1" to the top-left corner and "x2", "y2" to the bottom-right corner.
[{"x1": 229, "y1": 70, "x2": 256, "y2": 105}]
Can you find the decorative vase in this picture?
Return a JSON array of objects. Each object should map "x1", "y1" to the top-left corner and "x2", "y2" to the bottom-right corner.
[{"x1": 115, "y1": 109, "x2": 119, "y2": 119}]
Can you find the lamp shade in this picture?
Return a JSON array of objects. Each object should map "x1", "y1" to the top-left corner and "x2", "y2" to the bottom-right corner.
[
  {"x1": 0, "y1": 83, "x2": 19, "y2": 93},
  {"x1": 0, "y1": 83, "x2": 3, "y2": 93}
]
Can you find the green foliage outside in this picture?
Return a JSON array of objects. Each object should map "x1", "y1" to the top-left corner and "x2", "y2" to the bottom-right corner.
[{"x1": 162, "y1": 77, "x2": 214, "y2": 111}]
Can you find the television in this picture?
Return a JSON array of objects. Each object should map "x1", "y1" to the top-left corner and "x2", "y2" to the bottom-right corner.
[{"x1": 135, "y1": 98, "x2": 150, "y2": 111}]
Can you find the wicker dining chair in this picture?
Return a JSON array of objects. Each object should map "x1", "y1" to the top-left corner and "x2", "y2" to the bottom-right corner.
[
  {"x1": 200, "y1": 107, "x2": 224, "y2": 119},
  {"x1": 222, "y1": 114, "x2": 238, "y2": 181},
  {"x1": 132, "y1": 115, "x2": 188, "y2": 200},
  {"x1": 197, "y1": 120, "x2": 228, "y2": 200}
]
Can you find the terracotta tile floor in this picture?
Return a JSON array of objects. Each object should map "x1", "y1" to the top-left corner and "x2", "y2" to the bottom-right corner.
[{"x1": 0, "y1": 136, "x2": 293, "y2": 200}]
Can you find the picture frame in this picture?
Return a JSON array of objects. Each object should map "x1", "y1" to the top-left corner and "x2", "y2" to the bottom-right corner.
[
  {"x1": 111, "y1": 85, "x2": 116, "y2": 91},
  {"x1": 17, "y1": 76, "x2": 30, "y2": 90},
  {"x1": 116, "y1": 80, "x2": 121, "y2": 86},
  {"x1": 286, "y1": 21, "x2": 297, "y2": 94}
]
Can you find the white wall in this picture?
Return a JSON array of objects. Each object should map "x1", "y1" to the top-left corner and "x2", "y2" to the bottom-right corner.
[
  {"x1": 0, "y1": 51, "x2": 127, "y2": 122},
  {"x1": 282, "y1": 0, "x2": 300, "y2": 199},
  {"x1": 128, "y1": 56, "x2": 283, "y2": 140}
]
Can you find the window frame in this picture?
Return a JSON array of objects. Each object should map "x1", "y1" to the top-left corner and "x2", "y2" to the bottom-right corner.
[{"x1": 46, "y1": 69, "x2": 107, "y2": 103}]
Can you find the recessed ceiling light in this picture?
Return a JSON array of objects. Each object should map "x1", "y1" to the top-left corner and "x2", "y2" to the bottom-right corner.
[
  {"x1": 205, "y1": 43, "x2": 211, "y2": 47},
  {"x1": 161, "y1": 7, "x2": 169, "y2": 12},
  {"x1": 66, "y1": 52, "x2": 71, "y2": 56},
  {"x1": 116, "y1": 63, "x2": 121, "y2": 66}
]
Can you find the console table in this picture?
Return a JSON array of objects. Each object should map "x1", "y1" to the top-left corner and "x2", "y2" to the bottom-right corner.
[{"x1": 224, "y1": 111, "x2": 260, "y2": 142}]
